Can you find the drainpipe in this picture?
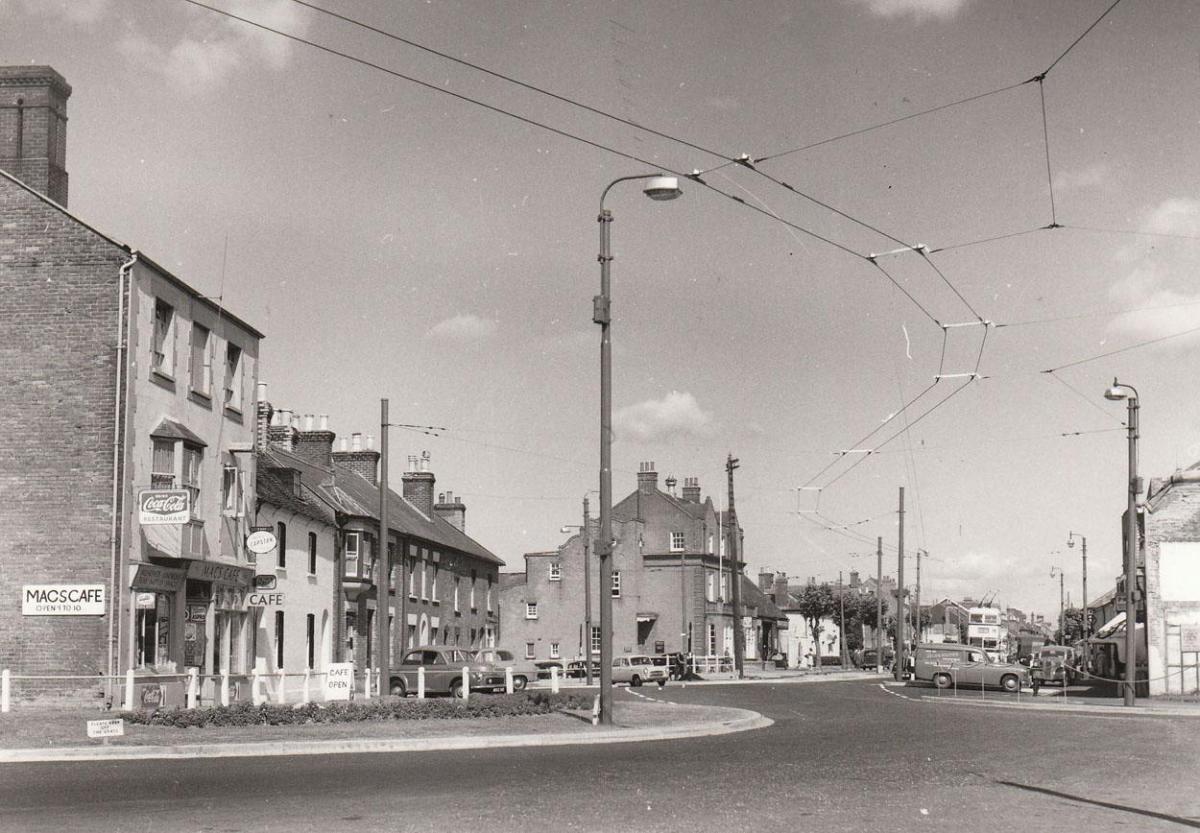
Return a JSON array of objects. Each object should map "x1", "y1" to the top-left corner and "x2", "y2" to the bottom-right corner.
[{"x1": 107, "y1": 250, "x2": 138, "y2": 699}]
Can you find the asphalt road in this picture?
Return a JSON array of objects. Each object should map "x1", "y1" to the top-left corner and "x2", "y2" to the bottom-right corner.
[{"x1": 3, "y1": 678, "x2": 1198, "y2": 833}]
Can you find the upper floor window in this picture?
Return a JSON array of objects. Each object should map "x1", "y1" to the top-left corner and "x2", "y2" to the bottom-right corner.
[
  {"x1": 611, "y1": 570, "x2": 622, "y2": 598},
  {"x1": 525, "y1": 602, "x2": 538, "y2": 619},
  {"x1": 670, "y1": 532, "x2": 685, "y2": 552},
  {"x1": 152, "y1": 299, "x2": 175, "y2": 377},
  {"x1": 224, "y1": 343, "x2": 244, "y2": 412},
  {"x1": 550, "y1": 642, "x2": 560, "y2": 659},
  {"x1": 344, "y1": 532, "x2": 359, "y2": 577},
  {"x1": 276, "y1": 521, "x2": 287, "y2": 569},
  {"x1": 707, "y1": 534, "x2": 714, "y2": 554},
  {"x1": 151, "y1": 439, "x2": 175, "y2": 489},
  {"x1": 486, "y1": 575, "x2": 493, "y2": 611},
  {"x1": 189, "y1": 323, "x2": 212, "y2": 397},
  {"x1": 431, "y1": 558, "x2": 439, "y2": 601},
  {"x1": 181, "y1": 445, "x2": 202, "y2": 517},
  {"x1": 308, "y1": 532, "x2": 318, "y2": 575},
  {"x1": 470, "y1": 570, "x2": 477, "y2": 609},
  {"x1": 454, "y1": 577, "x2": 461, "y2": 612},
  {"x1": 706, "y1": 573, "x2": 716, "y2": 602},
  {"x1": 549, "y1": 561, "x2": 562, "y2": 581},
  {"x1": 221, "y1": 465, "x2": 243, "y2": 517},
  {"x1": 408, "y1": 555, "x2": 418, "y2": 597},
  {"x1": 525, "y1": 642, "x2": 535, "y2": 660}
]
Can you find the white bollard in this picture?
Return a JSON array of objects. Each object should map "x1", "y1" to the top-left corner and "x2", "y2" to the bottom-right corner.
[
  {"x1": 251, "y1": 669, "x2": 265, "y2": 706},
  {"x1": 417, "y1": 666, "x2": 426, "y2": 699},
  {"x1": 302, "y1": 669, "x2": 311, "y2": 704},
  {"x1": 220, "y1": 670, "x2": 230, "y2": 706},
  {"x1": 364, "y1": 667, "x2": 373, "y2": 700},
  {"x1": 505, "y1": 666, "x2": 514, "y2": 694},
  {"x1": 124, "y1": 669, "x2": 135, "y2": 710},
  {"x1": 276, "y1": 668, "x2": 287, "y2": 704},
  {"x1": 461, "y1": 666, "x2": 470, "y2": 702},
  {"x1": 1, "y1": 669, "x2": 9, "y2": 713},
  {"x1": 592, "y1": 693, "x2": 601, "y2": 726},
  {"x1": 551, "y1": 666, "x2": 560, "y2": 693},
  {"x1": 187, "y1": 668, "x2": 199, "y2": 709}
]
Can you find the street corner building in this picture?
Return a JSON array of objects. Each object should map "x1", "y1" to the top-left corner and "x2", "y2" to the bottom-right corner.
[
  {"x1": 0, "y1": 65, "x2": 265, "y2": 705},
  {"x1": 499, "y1": 462, "x2": 785, "y2": 665},
  {"x1": 252, "y1": 407, "x2": 504, "y2": 696}
]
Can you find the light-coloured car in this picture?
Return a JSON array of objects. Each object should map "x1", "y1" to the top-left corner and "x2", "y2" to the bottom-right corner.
[
  {"x1": 390, "y1": 646, "x2": 508, "y2": 698},
  {"x1": 611, "y1": 655, "x2": 668, "y2": 687},
  {"x1": 912, "y1": 643, "x2": 1028, "y2": 693},
  {"x1": 472, "y1": 648, "x2": 536, "y2": 691}
]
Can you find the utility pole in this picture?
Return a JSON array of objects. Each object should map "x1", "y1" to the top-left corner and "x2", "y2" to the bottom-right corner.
[
  {"x1": 895, "y1": 487, "x2": 906, "y2": 682},
  {"x1": 583, "y1": 496, "x2": 593, "y2": 686},
  {"x1": 838, "y1": 571, "x2": 847, "y2": 667},
  {"x1": 915, "y1": 550, "x2": 923, "y2": 645},
  {"x1": 377, "y1": 398, "x2": 390, "y2": 696},
  {"x1": 876, "y1": 536, "x2": 883, "y2": 674},
  {"x1": 726, "y1": 454, "x2": 744, "y2": 679}
]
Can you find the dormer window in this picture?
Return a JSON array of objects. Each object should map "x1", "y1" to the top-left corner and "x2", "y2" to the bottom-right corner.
[{"x1": 549, "y1": 561, "x2": 561, "y2": 581}]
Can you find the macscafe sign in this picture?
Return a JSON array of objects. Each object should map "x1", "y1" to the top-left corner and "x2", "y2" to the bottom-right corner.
[
  {"x1": 138, "y1": 489, "x2": 190, "y2": 525},
  {"x1": 24, "y1": 584, "x2": 107, "y2": 615}
]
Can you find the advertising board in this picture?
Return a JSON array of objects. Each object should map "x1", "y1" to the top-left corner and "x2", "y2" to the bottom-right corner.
[
  {"x1": 23, "y1": 584, "x2": 106, "y2": 615},
  {"x1": 138, "y1": 489, "x2": 190, "y2": 525},
  {"x1": 325, "y1": 663, "x2": 355, "y2": 701}
]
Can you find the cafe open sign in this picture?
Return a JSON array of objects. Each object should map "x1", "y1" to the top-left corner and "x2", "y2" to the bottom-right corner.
[{"x1": 139, "y1": 489, "x2": 190, "y2": 525}]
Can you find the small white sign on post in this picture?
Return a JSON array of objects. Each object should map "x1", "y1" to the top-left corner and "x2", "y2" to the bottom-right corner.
[
  {"x1": 325, "y1": 662, "x2": 354, "y2": 701},
  {"x1": 87, "y1": 718, "x2": 125, "y2": 739}
]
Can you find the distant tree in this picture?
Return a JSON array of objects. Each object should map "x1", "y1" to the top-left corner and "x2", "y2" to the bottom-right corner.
[
  {"x1": 843, "y1": 592, "x2": 884, "y2": 653},
  {"x1": 794, "y1": 583, "x2": 838, "y2": 670},
  {"x1": 1058, "y1": 607, "x2": 1087, "y2": 643}
]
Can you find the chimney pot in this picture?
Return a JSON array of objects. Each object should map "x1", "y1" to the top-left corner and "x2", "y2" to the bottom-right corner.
[
  {"x1": 366, "y1": 434, "x2": 374, "y2": 450},
  {"x1": 304, "y1": 414, "x2": 314, "y2": 431},
  {"x1": 256, "y1": 381, "x2": 267, "y2": 401},
  {"x1": 351, "y1": 433, "x2": 362, "y2": 452},
  {"x1": 319, "y1": 414, "x2": 329, "y2": 430}
]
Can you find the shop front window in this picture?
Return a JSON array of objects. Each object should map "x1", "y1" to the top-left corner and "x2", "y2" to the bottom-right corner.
[{"x1": 135, "y1": 593, "x2": 172, "y2": 670}]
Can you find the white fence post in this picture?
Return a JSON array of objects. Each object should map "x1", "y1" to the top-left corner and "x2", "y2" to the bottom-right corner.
[
  {"x1": 418, "y1": 666, "x2": 425, "y2": 699},
  {"x1": 462, "y1": 666, "x2": 470, "y2": 702},
  {"x1": 364, "y1": 667, "x2": 373, "y2": 700},
  {"x1": 276, "y1": 668, "x2": 287, "y2": 704},
  {"x1": 505, "y1": 666, "x2": 514, "y2": 694},
  {"x1": 302, "y1": 669, "x2": 311, "y2": 704},
  {"x1": 220, "y1": 670, "x2": 230, "y2": 706},
  {"x1": 187, "y1": 668, "x2": 199, "y2": 709},
  {"x1": 123, "y1": 669, "x2": 135, "y2": 710},
  {"x1": 1, "y1": 669, "x2": 9, "y2": 713},
  {"x1": 251, "y1": 669, "x2": 264, "y2": 706},
  {"x1": 551, "y1": 666, "x2": 560, "y2": 693}
]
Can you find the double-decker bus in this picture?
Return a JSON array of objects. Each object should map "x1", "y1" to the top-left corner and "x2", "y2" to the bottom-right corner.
[{"x1": 966, "y1": 607, "x2": 1007, "y2": 660}]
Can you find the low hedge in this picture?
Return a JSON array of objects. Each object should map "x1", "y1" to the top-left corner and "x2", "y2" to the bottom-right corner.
[{"x1": 119, "y1": 691, "x2": 592, "y2": 729}]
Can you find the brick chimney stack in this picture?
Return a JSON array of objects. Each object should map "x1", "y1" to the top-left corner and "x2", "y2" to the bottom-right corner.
[
  {"x1": 0, "y1": 66, "x2": 71, "y2": 206},
  {"x1": 402, "y1": 451, "x2": 436, "y2": 518},
  {"x1": 772, "y1": 572, "x2": 789, "y2": 605},
  {"x1": 294, "y1": 413, "x2": 337, "y2": 468},
  {"x1": 255, "y1": 383, "x2": 273, "y2": 452},
  {"x1": 637, "y1": 461, "x2": 658, "y2": 495},
  {"x1": 332, "y1": 430, "x2": 380, "y2": 484},
  {"x1": 267, "y1": 409, "x2": 297, "y2": 452},
  {"x1": 681, "y1": 477, "x2": 701, "y2": 502},
  {"x1": 758, "y1": 570, "x2": 774, "y2": 593},
  {"x1": 434, "y1": 490, "x2": 466, "y2": 532}
]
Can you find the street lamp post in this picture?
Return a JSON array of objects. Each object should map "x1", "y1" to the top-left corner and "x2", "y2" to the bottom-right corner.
[
  {"x1": 1104, "y1": 379, "x2": 1140, "y2": 707},
  {"x1": 595, "y1": 173, "x2": 682, "y2": 726},
  {"x1": 1067, "y1": 531, "x2": 1089, "y2": 640},
  {"x1": 1050, "y1": 565, "x2": 1065, "y2": 643},
  {"x1": 561, "y1": 495, "x2": 594, "y2": 686}
]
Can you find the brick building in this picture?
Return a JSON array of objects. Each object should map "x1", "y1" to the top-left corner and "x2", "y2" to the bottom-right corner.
[
  {"x1": 256, "y1": 402, "x2": 503, "y2": 685},
  {"x1": 0, "y1": 66, "x2": 263, "y2": 704},
  {"x1": 500, "y1": 462, "x2": 784, "y2": 663}
]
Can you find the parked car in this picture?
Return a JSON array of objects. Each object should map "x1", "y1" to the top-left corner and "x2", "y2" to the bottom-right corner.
[
  {"x1": 611, "y1": 655, "x2": 668, "y2": 687},
  {"x1": 471, "y1": 648, "x2": 537, "y2": 691},
  {"x1": 912, "y1": 643, "x2": 1029, "y2": 693},
  {"x1": 565, "y1": 660, "x2": 592, "y2": 679},
  {"x1": 534, "y1": 660, "x2": 564, "y2": 680},
  {"x1": 1031, "y1": 645, "x2": 1077, "y2": 689},
  {"x1": 390, "y1": 646, "x2": 508, "y2": 697}
]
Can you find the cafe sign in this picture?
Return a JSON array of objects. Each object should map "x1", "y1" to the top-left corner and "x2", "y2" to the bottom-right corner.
[
  {"x1": 24, "y1": 584, "x2": 106, "y2": 615},
  {"x1": 138, "y1": 489, "x2": 190, "y2": 525}
]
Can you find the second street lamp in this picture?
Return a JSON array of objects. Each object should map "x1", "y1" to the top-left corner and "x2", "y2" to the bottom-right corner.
[
  {"x1": 1104, "y1": 378, "x2": 1140, "y2": 707},
  {"x1": 595, "y1": 173, "x2": 682, "y2": 726}
]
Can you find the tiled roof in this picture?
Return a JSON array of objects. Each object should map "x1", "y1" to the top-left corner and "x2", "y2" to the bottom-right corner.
[{"x1": 741, "y1": 576, "x2": 786, "y2": 621}]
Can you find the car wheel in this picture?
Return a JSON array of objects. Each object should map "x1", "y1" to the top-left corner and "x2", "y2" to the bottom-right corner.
[
  {"x1": 512, "y1": 675, "x2": 528, "y2": 692},
  {"x1": 390, "y1": 678, "x2": 407, "y2": 697},
  {"x1": 933, "y1": 673, "x2": 953, "y2": 690},
  {"x1": 657, "y1": 680, "x2": 667, "y2": 688},
  {"x1": 449, "y1": 680, "x2": 465, "y2": 699},
  {"x1": 1001, "y1": 674, "x2": 1020, "y2": 693},
  {"x1": 631, "y1": 674, "x2": 642, "y2": 687}
]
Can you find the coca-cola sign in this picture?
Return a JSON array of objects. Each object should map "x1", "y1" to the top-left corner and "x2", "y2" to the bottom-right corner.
[{"x1": 139, "y1": 489, "x2": 190, "y2": 525}]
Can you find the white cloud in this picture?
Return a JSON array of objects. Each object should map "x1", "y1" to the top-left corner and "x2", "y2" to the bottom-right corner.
[
  {"x1": 1106, "y1": 198, "x2": 1200, "y2": 347},
  {"x1": 427, "y1": 313, "x2": 498, "y2": 342},
  {"x1": 116, "y1": 0, "x2": 309, "y2": 95},
  {"x1": 614, "y1": 391, "x2": 715, "y2": 443},
  {"x1": 848, "y1": 0, "x2": 972, "y2": 20},
  {"x1": 15, "y1": 0, "x2": 110, "y2": 24}
]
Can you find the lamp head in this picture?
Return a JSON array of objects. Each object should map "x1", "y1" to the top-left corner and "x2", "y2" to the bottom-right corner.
[
  {"x1": 643, "y1": 176, "x2": 682, "y2": 201},
  {"x1": 1104, "y1": 378, "x2": 1130, "y2": 401}
]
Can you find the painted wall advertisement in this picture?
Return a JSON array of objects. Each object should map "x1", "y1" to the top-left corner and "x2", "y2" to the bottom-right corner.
[
  {"x1": 23, "y1": 584, "x2": 106, "y2": 615},
  {"x1": 138, "y1": 489, "x2": 190, "y2": 525}
]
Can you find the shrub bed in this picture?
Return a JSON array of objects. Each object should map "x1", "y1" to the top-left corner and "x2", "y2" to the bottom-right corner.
[{"x1": 119, "y1": 691, "x2": 592, "y2": 728}]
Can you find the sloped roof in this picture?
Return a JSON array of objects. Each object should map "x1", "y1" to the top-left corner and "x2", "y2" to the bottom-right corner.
[
  {"x1": 612, "y1": 487, "x2": 712, "y2": 524},
  {"x1": 151, "y1": 417, "x2": 207, "y2": 447},
  {"x1": 260, "y1": 446, "x2": 503, "y2": 566},
  {"x1": 740, "y1": 575, "x2": 786, "y2": 621},
  {"x1": 255, "y1": 463, "x2": 338, "y2": 526}
]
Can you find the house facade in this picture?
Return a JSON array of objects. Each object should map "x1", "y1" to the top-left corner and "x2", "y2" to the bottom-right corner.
[{"x1": 0, "y1": 66, "x2": 263, "y2": 704}]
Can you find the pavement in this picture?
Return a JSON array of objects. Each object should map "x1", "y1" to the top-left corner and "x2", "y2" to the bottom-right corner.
[{"x1": 5, "y1": 667, "x2": 1195, "y2": 764}]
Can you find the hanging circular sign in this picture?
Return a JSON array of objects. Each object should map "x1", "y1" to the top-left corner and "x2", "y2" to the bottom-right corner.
[{"x1": 245, "y1": 530, "x2": 278, "y2": 555}]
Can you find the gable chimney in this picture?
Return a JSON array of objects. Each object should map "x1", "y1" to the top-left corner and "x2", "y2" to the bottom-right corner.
[
  {"x1": 681, "y1": 476, "x2": 701, "y2": 502},
  {"x1": 0, "y1": 66, "x2": 71, "y2": 206},
  {"x1": 294, "y1": 413, "x2": 337, "y2": 468},
  {"x1": 402, "y1": 451, "x2": 436, "y2": 517},
  {"x1": 434, "y1": 490, "x2": 466, "y2": 532},
  {"x1": 637, "y1": 461, "x2": 658, "y2": 495},
  {"x1": 267, "y1": 409, "x2": 297, "y2": 452},
  {"x1": 332, "y1": 430, "x2": 379, "y2": 484}
]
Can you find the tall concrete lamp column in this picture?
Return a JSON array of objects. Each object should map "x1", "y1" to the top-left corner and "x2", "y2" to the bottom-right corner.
[
  {"x1": 1104, "y1": 379, "x2": 1140, "y2": 707},
  {"x1": 595, "y1": 173, "x2": 682, "y2": 726}
]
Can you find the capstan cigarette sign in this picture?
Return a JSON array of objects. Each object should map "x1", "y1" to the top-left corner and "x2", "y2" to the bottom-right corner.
[
  {"x1": 139, "y1": 489, "x2": 190, "y2": 525},
  {"x1": 24, "y1": 584, "x2": 107, "y2": 615}
]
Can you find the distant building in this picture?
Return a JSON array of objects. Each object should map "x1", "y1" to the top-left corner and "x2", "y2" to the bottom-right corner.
[{"x1": 0, "y1": 66, "x2": 263, "y2": 704}]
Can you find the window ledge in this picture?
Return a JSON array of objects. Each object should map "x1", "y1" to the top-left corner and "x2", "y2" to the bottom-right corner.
[{"x1": 189, "y1": 389, "x2": 213, "y2": 408}]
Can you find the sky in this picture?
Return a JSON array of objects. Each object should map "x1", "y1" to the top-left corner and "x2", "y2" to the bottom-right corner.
[{"x1": 6, "y1": 0, "x2": 1200, "y2": 622}]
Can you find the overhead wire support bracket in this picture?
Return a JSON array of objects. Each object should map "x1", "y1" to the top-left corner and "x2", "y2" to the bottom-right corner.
[
  {"x1": 934, "y1": 372, "x2": 980, "y2": 380},
  {"x1": 942, "y1": 320, "x2": 992, "y2": 329},
  {"x1": 867, "y1": 244, "x2": 930, "y2": 260}
]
